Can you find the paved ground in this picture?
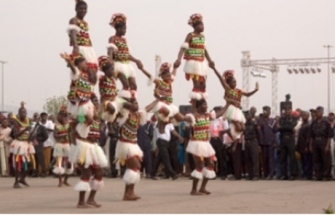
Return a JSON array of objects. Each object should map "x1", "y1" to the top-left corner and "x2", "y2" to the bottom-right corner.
[{"x1": 0, "y1": 176, "x2": 332, "y2": 213}]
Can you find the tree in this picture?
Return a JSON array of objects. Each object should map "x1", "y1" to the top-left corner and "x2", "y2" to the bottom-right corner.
[{"x1": 43, "y1": 95, "x2": 67, "y2": 117}]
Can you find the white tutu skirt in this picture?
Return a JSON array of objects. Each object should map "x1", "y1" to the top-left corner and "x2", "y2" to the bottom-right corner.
[
  {"x1": 151, "y1": 101, "x2": 179, "y2": 122},
  {"x1": 67, "y1": 100, "x2": 94, "y2": 119},
  {"x1": 10, "y1": 140, "x2": 28, "y2": 156},
  {"x1": 186, "y1": 140, "x2": 215, "y2": 159},
  {"x1": 78, "y1": 46, "x2": 98, "y2": 66},
  {"x1": 101, "y1": 99, "x2": 124, "y2": 123},
  {"x1": 27, "y1": 143, "x2": 35, "y2": 154},
  {"x1": 115, "y1": 140, "x2": 143, "y2": 163},
  {"x1": 53, "y1": 143, "x2": 70, "y2": 157},
  {"x1": 224, "y1": 104, "x2": 246, "y2": 123},
  {"x1": 184, "y1": 60, "x2": 208, "y2": 76},
  {"x1": 118, "y1": 89, "x2": 131, "y2": 99},
  {"x1": 189, "y1": 91, "x2": 208, "y2": 100},
  {"x1": 115, "y1": 61, "x2": 136, "y2": 78},
  {"x1": 69, "y1": 139, "x2": 108, "y2": 169}
]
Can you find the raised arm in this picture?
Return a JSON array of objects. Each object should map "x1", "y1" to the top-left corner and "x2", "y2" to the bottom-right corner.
[
  {"x1": 174, "y1": 33, "x2": 192, "y2": 68},
  {"x1": 212, "y1": 67, "x2": 229, "y2": 90},
  {"x1": 60, "y1": 53, "x2": 76, "y2": 75},
  {"x1": 69, "y1": 18, "x2": 79, "y2": 55},
  {"x1": 243, "y1": 82, "x2": 259, "y2": 97},
  {"x1": 144, "y1": 99, "x2": 160, "y2": 112},
  {"x1": 215, "y1": 104, "x2": 230, "y2": 119}
]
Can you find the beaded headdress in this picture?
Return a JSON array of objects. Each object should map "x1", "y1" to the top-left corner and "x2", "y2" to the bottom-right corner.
[
  {"x1": 223, "y1": 70, "x2": 235, "y2": 79},
  {"x1": 98, "y1": 56, "x2": 111, "y2": 71},
  {"x1": 159, "y1": 62, "x2": 171, "y2": 76},
  {"x1": 188, "y1": 13, "x2": 203, "y2": 26},
  {"x1": 110, "y1": 13, "x2": 127, "y2": 27},
  {"x1": 58, "y1": 105, "x2": 68, "y2": 114}
]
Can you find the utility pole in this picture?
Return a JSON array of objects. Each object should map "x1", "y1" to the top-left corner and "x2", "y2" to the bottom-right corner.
[
  {"x1": 324, "y1": 45, "x2": 333, "y2": 113},
  {"x1": 0, "y1": 61, "x2": 7, "y2": 111}
]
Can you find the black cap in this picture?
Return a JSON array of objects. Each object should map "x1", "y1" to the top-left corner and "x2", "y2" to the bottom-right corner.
[
  {"x1": 316, "y1": 106, "x2": 324, "y2": 111},
  {"x1": 263, "y1": 106, "x2": 271, "y2": 110},
  {"x1": 309, "y1": 108, "x2": 316, "y2": 113},
  {"x1": 243, "y1": 110, "x2": 250, "y2": 115}
]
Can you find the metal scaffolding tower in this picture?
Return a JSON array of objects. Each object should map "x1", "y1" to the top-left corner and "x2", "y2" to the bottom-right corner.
[{"x1": 241, "y1": 51, "x2": 335, "y2": 116}]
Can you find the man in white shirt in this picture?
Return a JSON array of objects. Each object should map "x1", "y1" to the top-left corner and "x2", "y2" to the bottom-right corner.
[
  {"x1": 210, "y1": 106, "x2": 229, "y2": 180},
  {"x1": 40, "y1": 112, "x2": 55, "y2": 176},
  {"x1": 150, "y1": 121, "x2": 183, "y2": 180}
]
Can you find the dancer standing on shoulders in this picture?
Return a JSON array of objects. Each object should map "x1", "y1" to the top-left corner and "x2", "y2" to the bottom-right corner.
[
  {"x1": 184, "y1": 99, "x2": 228, "y2": 195},
  {"x1": 61, "y1": 53, "x2": 94, "y2": 139},
  {"x1": 67, "y1": 0, "x2": 98, "y2": 85},
  {"x1": 70, "y1": 93, "x2": 108, "y2": 208},
  {"x1": 107, "y1": 13, "x2": 143, "y2": 100},
  {"x1": 53, "y1": 106, "x2": 73, "y2": 187},
  {"x1": 140, "y1": 63, "x2": 184, "y2": 123},
  {"x1": 10, "y1": 102, "x2": 35, "y2": 188},
  {"x1": 115, "y1": 99, "x2": 159, "y2": 201},
  {"x1": 211, "y1": 66, "x2": 259, "y2": 140},
  {"x1": 98, "y1": 56, "x2": 131, "y2": 123},
  {"x1": 174, "y1": 13, "x2": 215, "y2": 109}
]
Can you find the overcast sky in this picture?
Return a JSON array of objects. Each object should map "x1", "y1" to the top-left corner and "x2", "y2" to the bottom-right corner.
[{"x1": 1, "y1": 0, "x2": 335, "y2": 115}]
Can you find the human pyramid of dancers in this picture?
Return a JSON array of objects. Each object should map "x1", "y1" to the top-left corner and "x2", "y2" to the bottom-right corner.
[{"x1": 8, "y1": 0, "x2": 259, "y2": 208}]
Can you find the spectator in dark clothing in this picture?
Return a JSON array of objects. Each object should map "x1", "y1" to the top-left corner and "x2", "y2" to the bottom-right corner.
[
  {"x1": 309, "y1": 106, "x2": 334, "y2": 181},
  {"x1": 137, "y1": 121, "x2": 154, "y2": 178},
  {"x1": 278, "y1": 105, "x2": 298, "y2": 180},
  {"x1": 168, "y1": 125, "x2": 180, "y2": 174},
  {"x1": 296, "y1": 111, "x2": 313, "y2": 180},
  {"x1": 258, "y1": 106, "x2": 277, "y2": 180},
  {"x1": 107, "y1": 122, "x2": 122, "y2": 178},
  {"x1": 30, "y1": 118, "x2": 49, "y2": 178}
]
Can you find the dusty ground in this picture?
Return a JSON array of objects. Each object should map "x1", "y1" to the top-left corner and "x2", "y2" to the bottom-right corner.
[{"x1": 0, "y1": 176, "x2": 332, "y2": 213}]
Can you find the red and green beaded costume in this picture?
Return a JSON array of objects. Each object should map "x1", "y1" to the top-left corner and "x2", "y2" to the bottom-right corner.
[
  {"x1": 54, "y1": 123, "x2": 70, "y2": 144},
  {"x1": 185, "y1": 112, "x2": 216, "y2": 161},
  {"x1": 99, "y1": 75, "x2": 118, "y2": 103},
  {"x1": 67, "y1": 19, "x2": 98, "y2": 70}
]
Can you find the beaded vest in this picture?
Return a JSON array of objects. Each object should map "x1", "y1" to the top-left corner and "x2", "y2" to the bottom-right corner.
[
  {"x1": 69, "y1": 19, "x2": 92, "y2": 47},
  {"x1": 184, "y1": 33, "x2": 205, "y2": 62},
  {"x1": 54, "y1": 123, "x2": 70, "y2": 144},
  {"x1": 112, "y1": 36, "x2": 130, "y2": 63},
  {"x1": 190, "y1": 113, "x2": 213, "y2": 142}
]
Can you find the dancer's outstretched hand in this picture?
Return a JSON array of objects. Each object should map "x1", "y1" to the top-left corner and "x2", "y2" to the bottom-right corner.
[
  {"x1": 60, "y1": 53, "x2": 70, "y2": 62},
  {"x1": 174, "y1": 59, "x2": 181, "y2": 68},
  {"x1": 255, "y1": 82, "x2": 259, "y2": 90}
]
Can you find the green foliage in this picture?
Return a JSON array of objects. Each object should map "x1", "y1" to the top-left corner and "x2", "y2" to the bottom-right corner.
[
  {"x1": 43, "y1": 96, "x2": 67, "y2": 117},
  {"x1": 324, "y1": 205, "x2": 334, "y2": 214}
]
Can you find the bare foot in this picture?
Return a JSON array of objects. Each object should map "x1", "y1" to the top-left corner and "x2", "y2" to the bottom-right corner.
[
  {"x1": 63, "y1": 182, "x2": 71, "y2": 186},
  {"x1": 76, "y1": 204, "x2": 92, "y2": 209},
  {"x1": 58, "y1": 183, "x2": 63, "y2": 187},
  {"x1": 18, "y1": 180, "x2": 29, "y2": 187},
  {"x1": 13, "y1": 183, "x2": 21, "y2": 189},
  {"x1": 86, "y1": 200, "x2": 101, "y2": 208},
  {"x1": 199, "y1": 189, "x2": 211, "y2": 195},
  {"x1": 190, "y1": 190, "x2": 205, "y2": 196},
  {"x1": 133, "y1": 194, "x2": 141, "y2": 200},
  {"x1": 123, "y1": 194, "x2": 137, "y2": 201}
]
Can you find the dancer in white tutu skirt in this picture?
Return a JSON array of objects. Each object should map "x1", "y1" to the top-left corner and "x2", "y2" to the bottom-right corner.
[
  {"x1": 114, "y1": 98, "x2": 159, "y2": 201},
  {"x1": 174, "y1": 13, "x2": 216, "y2": 110},
  {"x1": 184, "y1": 99, "x2": 228, "y2": 195},
  {"x1": 140, "y1": 62, "x2": 185, "y2": 123},
  {"x1": 52, "y1": 105, "x2": 73, "y2": 187},
  {"x1": 98, "y1": 55, "x2": 131, "y2": 123},
  {"x1": 107, "y1": 13, "x2": 144, "y2": 100},
  {"x1": 211, "y1": 66, "x2": 259, "y2": 140},
  {"x1": 69, "y1": 93, "x2": 108, "y2": 208},
  {"x1": 67, "y1": 0, "x2": 98, "y2": 80}
]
